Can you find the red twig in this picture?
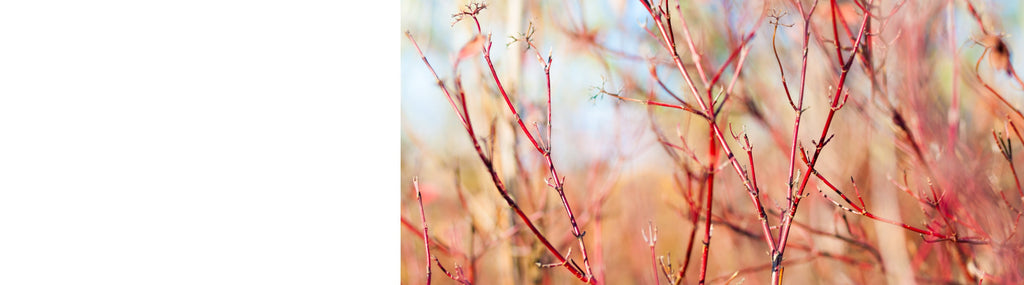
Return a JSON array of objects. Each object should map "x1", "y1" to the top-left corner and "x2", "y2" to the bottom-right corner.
[
  {"x1": 642, "y1": 221, "x2": 661, "y2": 285},
  {"x1": 401, "y1": 217, "x2": 455, "y2": 257},
  {"x1": 672, "y1": 2, "x2": 710, "y2": 87},
  {"x1": 637, "y1": 0, "x2": 776, "y2": 257},
  {"x1": 813, "y1": 172, "x2": 987, "y2": 244},
  {"x1": 697, "y1": 126, "x2": 717, "y2": 285},
  {"x1": 650, "y1": 65, "x2": 688, "y2": 105},
  {"x1": 769, "y1": 12, "x2": 798, "y2": 110},
  {"x1": 600, "y1": 89, "x2": 708, "y2": 118},
  {"x1": 973, "y1": 45, "x2": 1024, "y2": 123},
  {"x1": 433, "y1": 257, "x2": 472, "y2": 285},
  {"x1": 828, "y1": 0, "x2": 844, "y2": 66},
  {"x1": 787, "y1": 0, "x2": 819, "y2": 194},
  {"x1": 414, "y1": 177, "x2": 432, "y2": 285},
  {"x1": 662, "y1": 159, "x2": 702, "y2": 284},
  {"x1": 635, "y1": 3, "x2": 778, "y2": 283},
  {"x1": 406, "y1": 29, "x2": 591, "y2": 282},
  {"x1": 773, "y1": 4, "x2": 872, "y2": 282},
  {"x1": 405, "y1": 32, "x2": 470, "y2": 132},
  {"x1": 506, "y1": 19, "x2": 596, "y2": 283}
]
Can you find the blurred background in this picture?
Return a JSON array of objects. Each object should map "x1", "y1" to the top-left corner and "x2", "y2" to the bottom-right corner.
[{"x1": 401, "y1": 0, "x2": 1024, "y2": 284}]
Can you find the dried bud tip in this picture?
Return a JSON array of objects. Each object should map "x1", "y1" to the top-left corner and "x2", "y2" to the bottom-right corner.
[{"x1": 982, "y1": 35, "x2": 1012, "y2": 75}]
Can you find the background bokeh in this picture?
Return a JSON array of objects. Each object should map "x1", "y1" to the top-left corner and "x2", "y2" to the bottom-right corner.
[{"x1": 401, "y1": 0, "x2": 1024, "y2": 284}]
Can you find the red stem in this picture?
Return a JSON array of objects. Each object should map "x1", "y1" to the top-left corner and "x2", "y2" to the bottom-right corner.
[
  {"x1": 514, "y1": 26, "x2": 597, "y2": 283},
  {"x1": 406, "y1": 32, "x2": 591, "y2": 282},
  {"x1": 644, "y1": 222, "x2": 661, "y2": 285},
  {"x1": 773, "y1": 5, "x2": 872, "y2": 282},
  {"x1": 829, "y1": 0, "x2": 844, "y2": 66},
  {"x1": 414, "y1": 178, "x2": 432, "y2": 285},
  {"x1": 812, "y1": 169, "x2": 983, "y2": 242},
  {"x1": 786, "y1": 0, "x2": 820, "y2": 195},
  {"x1": 406, "y1": 32, "x2": 470, "y2": 131},
  {"x1": 638, "y1": 1, "x2": 777, "y2": 255},
  {"x1": 974, "y1": 48, "x2": 1024, "y2": 123},
  {"x1": 482, "y1": 41, "x2": 544, "y2": 154},
  {"x1": 673, "y1": 3, "x2": 710, "y2": 87},
  {"x1": 697, "y1": 127, "x2": 717, "y2": 285},
  {"x1": 677, "y1": 175, "x2": 702, "y2": 282}
]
